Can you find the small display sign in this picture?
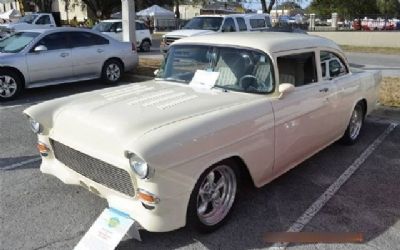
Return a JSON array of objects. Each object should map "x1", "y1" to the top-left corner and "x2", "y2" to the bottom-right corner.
[{"x1": 75, "y1": 208, "x2": 135, "y2": 250}]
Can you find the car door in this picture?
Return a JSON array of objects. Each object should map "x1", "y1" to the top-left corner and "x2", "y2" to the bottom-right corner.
[
  {"x1": 25, "y1": 31, "x2": 73, "y2": 84},
  {"x1": 68, "y1": 31, "x2": 110, "y2": 78},
  {"x1": 272, "y1": 50, "x2": 339, "y2": 174}
]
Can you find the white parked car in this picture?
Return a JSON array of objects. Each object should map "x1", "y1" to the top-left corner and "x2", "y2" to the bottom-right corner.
[
  {"x1": 160, "y1": 13, "x2": 272, "y2": 53},
  {"x1": 0, "y1": 27, "x2": 138, "y2": 101},
  {"x1": 93, "y1": 19, "x2": 152, "y2": 52},
  {"x1": 24, "y1": 32, "x2": 380, "y2": 236}
]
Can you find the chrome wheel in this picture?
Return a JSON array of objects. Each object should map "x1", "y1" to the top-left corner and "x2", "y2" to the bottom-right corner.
[
  {"x1": 0, "y1": 75, "x2": 17, "y2": 98},
  {"x1": 196, "y1": 165, "x2": 237, "y2": 226},
  {"x1": 106, "y1": 63, "x2": 121, "y2": 82},
  {"x1": 349, "y1": 105, "x2": 363, "y2": 140}
]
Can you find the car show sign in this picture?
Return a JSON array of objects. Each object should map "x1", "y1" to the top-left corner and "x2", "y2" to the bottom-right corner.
[{"x1": 75, "y1": 208, "x2": 135, "y2": 250}]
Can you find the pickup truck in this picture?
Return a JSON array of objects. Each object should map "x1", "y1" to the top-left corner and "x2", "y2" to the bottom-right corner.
[{"x1": 0, "y1": 13, "x2": 59, "y2": 38}]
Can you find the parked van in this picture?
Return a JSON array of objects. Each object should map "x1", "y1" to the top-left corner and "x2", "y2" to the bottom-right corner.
[
  {"x1": 160, "y1": 13, "x2": 271, "y2": 53},
  {"x1": 93, "y1": 19, "x2": 152, "y2": 52}
]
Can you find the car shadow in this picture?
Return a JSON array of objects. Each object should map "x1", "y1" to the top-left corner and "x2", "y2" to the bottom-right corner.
[{"x1": 117, "y1": 121, "x2": 399, "y2": 249}]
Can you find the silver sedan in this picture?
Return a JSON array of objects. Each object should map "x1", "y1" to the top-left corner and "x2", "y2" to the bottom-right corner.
[{"x1": 0, "y1": 27, "x2": 138, "y2": 101}]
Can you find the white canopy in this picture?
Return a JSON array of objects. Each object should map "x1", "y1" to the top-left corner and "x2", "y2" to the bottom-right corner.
[
  {"x1": 0, "y1": 9, "x2": 21, "y2": 20},
  {"x1": 136, "y1": 5, "x2": 174, "y2": 18}
]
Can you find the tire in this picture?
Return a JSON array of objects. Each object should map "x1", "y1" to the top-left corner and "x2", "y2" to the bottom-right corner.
[
  {"x1": 140, "y1": 40, "x2": 151, "y2": 52},
  {"x1": 341, "y1": 102, "x2": 365, "y2": 145},
  {"x1": 187, "y1": 160, "x2": 240, "y2": 233},
  {"x1": 101, "y1": 59, "x2": 123, "y2": 84},
  {"x1": 0, "y1": 69, "x2": 23, "y2": 102}
]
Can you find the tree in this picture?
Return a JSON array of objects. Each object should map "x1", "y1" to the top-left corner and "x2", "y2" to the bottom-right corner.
[
  {"x1": 376, "y1": 0, "x2": 400, "y2": 16},
  {"x1": 79, "y1": 0, "x2": 120, "y2": 19}
]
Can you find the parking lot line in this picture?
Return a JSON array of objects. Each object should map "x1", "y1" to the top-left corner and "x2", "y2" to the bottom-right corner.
[
  {"x1": 268, "y1": 122, "x2": 398, "y2": 249},
  {"x1": 0, "y1": 157, "x2": 41, "y2": 171}
]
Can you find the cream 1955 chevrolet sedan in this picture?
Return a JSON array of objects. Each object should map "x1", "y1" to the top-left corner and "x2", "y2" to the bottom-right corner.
[{"x1": 24, "y1": 32, "x2": 381, "y2": 235}]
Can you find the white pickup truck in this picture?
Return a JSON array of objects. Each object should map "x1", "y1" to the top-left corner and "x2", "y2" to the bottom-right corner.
[{"x1": 0, "y1": 13, "x2": 58, "y2": 38}]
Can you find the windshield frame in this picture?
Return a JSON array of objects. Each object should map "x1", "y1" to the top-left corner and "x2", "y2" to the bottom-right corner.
[
  {"x1": 0, "y1": 31, "x2": 40, "y2": 53},
  {"x1": 183, "y1": 17, "x2": 224, "y2": 31},
  {"x1": 156, "y1": 44, "x2": 276, "y2": 95}
]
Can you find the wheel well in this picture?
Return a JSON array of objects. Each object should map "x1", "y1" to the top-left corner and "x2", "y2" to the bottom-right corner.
[
  {"x1": 358, "y1": 99, "x2": 367, "y2": 118},
  {"x1": 104, "y1": 58, "x2": 124, "y2": 72},
  {"x1": 226, "y1": 156, "x2": 255, "y2": 188},
  {"x1": 0, "y1": 67, "x2": 26, "y2": 87}
]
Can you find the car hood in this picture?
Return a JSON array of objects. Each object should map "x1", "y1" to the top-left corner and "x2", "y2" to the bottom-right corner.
[
  {"x1": 48, "y1": 80, "x2": 256, "y2": 146},
  {"x1": 165, "y1": 29, "x2": 216, "y2": 38}
]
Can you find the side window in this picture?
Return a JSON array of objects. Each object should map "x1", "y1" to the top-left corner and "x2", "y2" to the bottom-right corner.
[
  {"x1": 236, "y1": 17, "x2": 247, "y2": 31},
  {"x1": 36, "y1": 15, "x2": 51, "y2": 25},
  {"x1": 320, "y1": 51, "x2": 348, "y2": 80},
  {"x1": 115, "y1": 22, "x2": 122, "y2": 32},
  {"x1": 221, "y1": 18, "x2": 236, "y2": 32},
  {"x1": 135, "y1": 22, "x2": 141, "y2": 30},
  {"x1": 277, "y1": 52, "x2": 317, "y2": 87},
  {"x1": 35, "y1": 32, "x2": 69, "y2": 51},
  {"x1": 69, "y1": 32, "x2": 109, "y2": 48},
  {"x1": 250, "y1": 19, "x2": 266, "y2": 29}
]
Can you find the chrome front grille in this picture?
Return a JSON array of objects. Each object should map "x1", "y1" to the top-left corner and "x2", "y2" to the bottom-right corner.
[
  {"x1": 165, "y1": 36, "x2": 181, "y2": 45},
  {"x1": 51, "y1": 139, "x2": 135, "y2": 197}
]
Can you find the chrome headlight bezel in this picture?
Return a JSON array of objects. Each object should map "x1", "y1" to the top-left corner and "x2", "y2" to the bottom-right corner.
[
  {"x1": 127, "y1": 153, "x2": 150, "y2": 179},
  {"x1": 29, "y1": 118, "x2": 42, "y2": 134}
]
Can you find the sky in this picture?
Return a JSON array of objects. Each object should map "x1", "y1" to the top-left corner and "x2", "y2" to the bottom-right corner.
[{"x1": 241, "y1": 0, "x2": 312, "y2": 11}]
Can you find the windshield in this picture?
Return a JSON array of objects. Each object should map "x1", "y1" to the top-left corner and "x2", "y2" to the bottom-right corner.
[
  {"x1": 93, "y1": 22, "x2": 118, "y2": 32},
  {"x1": 156, "y1": 45, "x2": 275, "y2": 94},
  {"x1": 18, "y1": 14, "x2": 38, "y2": 24},
  {"x1": 0, "y1": 32, "x2": 39, "y2": 53},
  {"x1": 183, "y1": 17, "x2": 223, "y2": 31}
]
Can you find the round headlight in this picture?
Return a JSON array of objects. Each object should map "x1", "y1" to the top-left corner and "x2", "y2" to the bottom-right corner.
[
  {"x1": 29, "y1": 118, "x2": 41, "y2": 134},
  {"x1": 129, "y1": 155, "x2": 149, "y2": 179}
]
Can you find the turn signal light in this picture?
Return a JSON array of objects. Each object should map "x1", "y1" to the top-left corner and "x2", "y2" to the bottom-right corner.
[
  {"x1": 137, "y1": 189, "x2": 159, "y2": 204},
  {"x1": 37, "y1": 142, "x2": 50, "y2": 157}
]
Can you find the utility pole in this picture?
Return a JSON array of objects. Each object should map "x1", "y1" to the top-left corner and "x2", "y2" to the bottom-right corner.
[{"x1": 121, "y1": 0, "x2": 136, "y2": 44}]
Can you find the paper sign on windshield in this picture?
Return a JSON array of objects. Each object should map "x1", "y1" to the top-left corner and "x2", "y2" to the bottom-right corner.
[
  {"x1": 75, "y1": 208, "x2": 135, "y2": 250},
  {"x1": 189, "y1": 70, "x2": 220, "y2": 89}
]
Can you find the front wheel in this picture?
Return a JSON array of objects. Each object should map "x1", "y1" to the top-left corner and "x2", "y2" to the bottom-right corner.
[
  {"x1": 101, "y1": 59, "x2": 123, "y2": 84},
  {"x1": 341, "y1": 102, "x2": 364, "y2": 145},
  {"x1": 0, "y1": 69, "x2": 23, "y2": 102},
  {"x1": 187, "y1": 161, "x2": 239, "y2": 233}
]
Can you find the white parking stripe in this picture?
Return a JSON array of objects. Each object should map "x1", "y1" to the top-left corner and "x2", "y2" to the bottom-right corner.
[
  {"x1": 0, "y1": 157, "x2": 41, "y2": 171},
  {"x1": 269, "y1": 122, "x2": 398, "y2": 249}
]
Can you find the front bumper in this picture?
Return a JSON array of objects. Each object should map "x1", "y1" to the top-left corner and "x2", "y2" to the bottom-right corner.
[{"x1": 38, "y1": 137, "x2": 190, "y2": 233}]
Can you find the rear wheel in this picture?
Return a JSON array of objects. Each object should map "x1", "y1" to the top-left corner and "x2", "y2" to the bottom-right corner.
[
  {"x1": 101, "y1": 59, "x2": 123, "y2": 84},
  {"x1": 341, "y1": 102, "x2": 364, "y2": 145},
  {"x1": 0, "y1": 69, "x2": 23, "y2": 102},
  {"x1": 140, "y1": 40, "x2": 151, "y2": 52},
  {"x1": 187, "y1": 160, "x2": 239, "y2": 232}
]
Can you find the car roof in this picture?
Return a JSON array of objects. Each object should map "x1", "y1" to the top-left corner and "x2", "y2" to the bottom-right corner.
[
  {"x1": 172, "y1": 32, "x2": 340, "y2": 54},
  {"x1": 194, "y1": 13, "x2": 270, "y2": 18},
  {"x1": 99, "y1": 19, "x2": 144, "y2": 23},
  {"x1": 19, "y1": 27, "x2": 95, "y2": 33}
]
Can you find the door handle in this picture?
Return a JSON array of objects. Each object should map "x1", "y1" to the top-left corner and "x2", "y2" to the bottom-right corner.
[
  {"x1": 60, "y1": 52, "x2": 69, "y2": 57},
  {"x1": 97, "y1": 49, "x2": 104, "y2": 53},
  {"x1": 319, "y1": 87, "x2": 329, "y2": 93}
]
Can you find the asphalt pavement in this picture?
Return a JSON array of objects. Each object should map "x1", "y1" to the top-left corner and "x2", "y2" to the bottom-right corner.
[{"x1": 1, "y1": 76, "x2": 399, "y2": 250}]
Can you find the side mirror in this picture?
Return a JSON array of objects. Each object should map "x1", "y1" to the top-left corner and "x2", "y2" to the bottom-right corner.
[
  {"x1": 278, "y1": 83, "x2": 295, "y2": 98},
  {"x1": 116, "y1": 27, "x2": 122, "y2": 33},
  {"x1": 34, "y1": 45, "x2": 48, "y2": 53}
]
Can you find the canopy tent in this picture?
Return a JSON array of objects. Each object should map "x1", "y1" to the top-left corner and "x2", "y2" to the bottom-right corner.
[
  {"x1": 136, "y1": 5, "x2": 174, "y2": 19},
  {"x1": 0, "y1": 9, "x2": 21, "y2": 20}
]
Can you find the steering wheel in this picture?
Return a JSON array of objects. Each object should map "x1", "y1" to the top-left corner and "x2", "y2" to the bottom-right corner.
[{"x1": 239, "y1": 75, "x2": 259, "y2": 91}]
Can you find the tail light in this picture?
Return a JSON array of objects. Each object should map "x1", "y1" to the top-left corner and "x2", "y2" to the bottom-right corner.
[{"x1": 132, "y1": 42, "x2": 136, "y2": 52}]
